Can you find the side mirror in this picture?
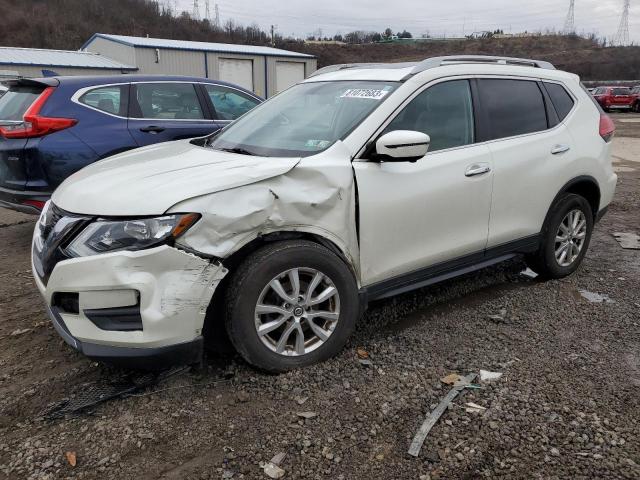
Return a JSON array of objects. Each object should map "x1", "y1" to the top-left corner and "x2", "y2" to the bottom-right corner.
[{"x1": 375, "y1": 130, "x2": 430, "y2": 161}]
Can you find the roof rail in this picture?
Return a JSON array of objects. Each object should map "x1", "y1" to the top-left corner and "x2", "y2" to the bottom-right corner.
[
  {"x1": 309, "y1": 62, "x2": 417, "y2": 78},
  {"x1": 406, "y1": 55, "x2": 555, "y2": 78},
  {"x1": 309, "y1": 55, "x2": 555, "y2": 80}
]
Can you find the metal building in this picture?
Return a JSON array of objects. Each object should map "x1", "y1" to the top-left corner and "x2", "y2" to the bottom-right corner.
[
  {"x1": 0, "y1": 46, "x2": 137, "y2": 78},
  {"x1": 81, "y1": 34, "x2": 317, "y2": 98}
]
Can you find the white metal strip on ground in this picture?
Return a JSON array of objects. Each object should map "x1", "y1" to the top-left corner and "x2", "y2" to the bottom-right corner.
[{"x1": 408, "y1": 373, "x2": 478, "y2": 457}]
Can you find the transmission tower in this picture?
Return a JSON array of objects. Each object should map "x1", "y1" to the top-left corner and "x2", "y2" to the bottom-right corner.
[
  {"x1": 214, "y1": 4, "x2": 221, "y2": 28},
  {"x1": 192, "y1": 0, "x2": 200, "y2": 20},
  {"x1": 614, "y1": 0, "x2": 631, "y2": 46},
  {"x1": 205, "y1": 0, "x2": 210, "y2": 21},
  {"x1": 563, "y1": 0, "x2": 575, "y2": 34}
]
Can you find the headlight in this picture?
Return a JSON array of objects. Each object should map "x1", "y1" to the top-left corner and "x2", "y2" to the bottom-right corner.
[{"x1": 65, "y1": 213, "x2": 200, "y2": 257}]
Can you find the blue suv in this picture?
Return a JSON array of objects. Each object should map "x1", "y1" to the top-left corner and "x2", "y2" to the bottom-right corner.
[{"x1": 0, "y1": 75, "x2": 262, "y2": 213}]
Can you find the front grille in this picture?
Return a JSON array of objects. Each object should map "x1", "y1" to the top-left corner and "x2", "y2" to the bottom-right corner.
[{"x1": 33, "y1": 203, "x2": 91, "y2": 284}]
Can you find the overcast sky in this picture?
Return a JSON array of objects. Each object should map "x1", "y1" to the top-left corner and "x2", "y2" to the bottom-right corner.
[{"x1": 170, "y1": 0, "x2": 638, "y2": 43}]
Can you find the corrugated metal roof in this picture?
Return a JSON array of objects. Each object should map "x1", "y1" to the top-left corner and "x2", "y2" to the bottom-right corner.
[
  {"x1": 0, "y1": 47, "x2": 137, "y2": 70},
  {"x1": 86, "y1": 33, "x2": 315, "y2": 59}
]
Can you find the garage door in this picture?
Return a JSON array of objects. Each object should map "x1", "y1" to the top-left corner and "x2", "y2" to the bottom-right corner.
[
  {"x1": 276, "y1": 61, "x2": 305, "y2": 93},
  {"x1": 218, "y1": 58, "x2": 254, "y2": 92}
]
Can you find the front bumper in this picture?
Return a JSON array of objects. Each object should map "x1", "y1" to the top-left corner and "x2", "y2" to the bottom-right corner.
[
  {"x1": 47, "y1": 305, "x2": 204, "y2": 370},
  {"x1": 33, "y1": 244, "x2": 228, "y2": 370}
]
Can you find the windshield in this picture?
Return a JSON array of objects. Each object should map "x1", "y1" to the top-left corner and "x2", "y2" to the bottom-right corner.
[{"x1": 208, "y1": 80, "x2": 400, "y2": 157}]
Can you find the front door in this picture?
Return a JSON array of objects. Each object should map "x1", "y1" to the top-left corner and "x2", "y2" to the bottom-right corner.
[
  {"x1": 354, "y1": 79, "x2": 493, "y2": 286},
  {"x1": 128, "y1": 82, "x2": 220, "y2": 146}
]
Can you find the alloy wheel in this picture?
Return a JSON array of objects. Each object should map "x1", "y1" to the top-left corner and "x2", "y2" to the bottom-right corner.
[
  {"x1": 554, "y1": 209, "x2": 587, "y2": 267},
  {"x1": 254, "y1": 267, "x2": 340, "y2": 356}
]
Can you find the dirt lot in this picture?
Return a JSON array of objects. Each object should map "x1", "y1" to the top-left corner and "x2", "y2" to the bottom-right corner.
[{"x1": 1, "y1": 114, "x2": 639, "y2": 480}]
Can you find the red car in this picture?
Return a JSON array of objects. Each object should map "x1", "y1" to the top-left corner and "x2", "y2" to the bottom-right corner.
[
  {"x1": 592, "y1": 86, "x2": 634, "y2": 112},
  {"x1": 631, "y1": 86, "x2": 640, "y2": 112}
]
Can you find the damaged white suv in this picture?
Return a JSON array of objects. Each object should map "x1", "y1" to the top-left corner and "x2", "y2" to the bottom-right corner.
[{"x1": 32, "y1": 56, "x2": 617, "y2": 372}]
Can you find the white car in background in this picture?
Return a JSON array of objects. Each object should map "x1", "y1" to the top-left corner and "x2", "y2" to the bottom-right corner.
[{"x1": 32, "y1": 55, "x2": 617, "y2": 372}]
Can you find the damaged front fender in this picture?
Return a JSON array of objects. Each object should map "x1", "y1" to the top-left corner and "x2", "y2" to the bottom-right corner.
[{"x1": 172, "y1": 141, "x2": 361, "y2": 281}]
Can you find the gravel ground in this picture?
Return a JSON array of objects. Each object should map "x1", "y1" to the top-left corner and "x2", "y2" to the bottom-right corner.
[{"x1": 0, "y1": 116, "x2": 639, "y2": 480}]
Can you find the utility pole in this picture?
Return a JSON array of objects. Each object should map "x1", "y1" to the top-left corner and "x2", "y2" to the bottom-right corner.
[
  {"x1": 205, "y1": 0, "x2": 210, "y2": 21},
  {"x1": 271, "y1": 25, "x2": 277, "y2": 46},
  {"x1": 614, "y1": 0, "x2": 631, "y2": 46},
  {"x1": 563, "y1": 0, "x2": 575, "y2": 34}
]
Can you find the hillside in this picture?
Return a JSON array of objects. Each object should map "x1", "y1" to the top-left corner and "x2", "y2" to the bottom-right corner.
[
  {"x1": 289, "y1": 36, "x2": 640, "y2": 81},
  {"x1": 1, "y1": 0, "x2": 638, "y2": 80}
]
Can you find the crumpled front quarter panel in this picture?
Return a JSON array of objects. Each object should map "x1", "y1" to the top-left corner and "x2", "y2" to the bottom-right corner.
[{"x1": 173, "y1": 142, "x2": 360, "y2": 280}]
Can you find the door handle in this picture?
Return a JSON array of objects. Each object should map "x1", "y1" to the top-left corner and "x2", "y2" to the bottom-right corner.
[
  {"x1": 551, "y1": 144, "x2": 570, "y2": 155},
  {"x1": 140, "y1": 126, "x2": 165, "y2": 133},
  {"x1": 465, "y1": 163, "x2": 491, "y2": 177}
]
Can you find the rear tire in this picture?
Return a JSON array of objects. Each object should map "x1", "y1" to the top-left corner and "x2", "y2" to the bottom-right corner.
[
  {"x1": 224, "y1": 240, "x2": 359, "y2": 372},
  {"x1": 526, "y1": 193, "x2": 594, "y2": 279}
]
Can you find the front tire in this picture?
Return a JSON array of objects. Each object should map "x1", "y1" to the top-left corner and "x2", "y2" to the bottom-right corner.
[
  {"x1": 526, "y1": 193, "x2": 594, "y2": 279},
  {"x1": 224, "y1": 240, "x2": 359, "y2": 372}
]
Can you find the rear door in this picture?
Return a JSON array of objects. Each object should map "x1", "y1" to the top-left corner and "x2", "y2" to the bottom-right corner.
[
  {"x1": 73, "y1": 83, "x2": 137, "y2": 157},
  {"x1": 0, "y1": 84, "x2": 45, "y2": 191},
  {"x1": 478, "y1": 78, "x2": 575, "y2": 248},
  {"x1": 128, "y1": 82, "x2": 219, "y2": 147}
]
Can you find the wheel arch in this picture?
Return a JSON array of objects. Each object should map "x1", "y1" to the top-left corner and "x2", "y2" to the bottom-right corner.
[
  {"x1": 201, "y1": 230, "x2": 359, "y2": 351},
  {"x1": 547, "y1": 175, "x2": 601, "y2": 223}
]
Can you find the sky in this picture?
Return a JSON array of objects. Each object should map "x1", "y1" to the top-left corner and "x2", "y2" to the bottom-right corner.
[{"x1": 170, "y1": 0, "x2": 639, "y2": 43}]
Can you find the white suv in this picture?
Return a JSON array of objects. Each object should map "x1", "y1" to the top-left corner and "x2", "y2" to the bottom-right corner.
[{"x1": 32, "y1": 56, "x2": 617, "y2": 372}]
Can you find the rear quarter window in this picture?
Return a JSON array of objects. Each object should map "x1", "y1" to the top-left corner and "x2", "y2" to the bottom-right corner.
[
  {"x1": 544, "y1": 83, "x2": 575, "y2": 121},
  {"x1": 78, "y1": 85, "x2": 128, "y2": 116}
]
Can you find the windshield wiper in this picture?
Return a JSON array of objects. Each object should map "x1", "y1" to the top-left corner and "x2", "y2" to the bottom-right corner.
[{"x1": 220, "y1": 147, "x2": 256, "y2": 156}]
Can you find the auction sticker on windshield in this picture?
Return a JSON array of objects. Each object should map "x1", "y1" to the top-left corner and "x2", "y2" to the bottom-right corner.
[{"x1": 341, "y1": 89, "x2": 390, "y2": 100}]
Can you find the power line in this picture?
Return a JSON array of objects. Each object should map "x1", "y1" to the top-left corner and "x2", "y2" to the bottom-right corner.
[
  {"x1": 613, "y1": 0, "x2": 631, "y2": 45},
  {"x1": 563, "y1": 0, "x2": 575, "y2": 33}
]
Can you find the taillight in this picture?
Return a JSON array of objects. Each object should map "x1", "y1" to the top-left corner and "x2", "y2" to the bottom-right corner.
[
  {"x1": 0, "y1": 87, "x2": 76, "y2": 139},
  {"x1": 599, "y1": 114, "x2": 615, "y2": 142},
  {"x1": 22, "y1": 199, "x2": 46, "y2": 210}
]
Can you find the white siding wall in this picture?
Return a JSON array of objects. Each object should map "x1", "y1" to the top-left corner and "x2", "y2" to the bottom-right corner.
[
  {"x1": 84, "y1": 36, "x2": 137, "y2": 67},
  {"x1": 134, "y1": 48, "x2": 206, "y2": 77}
]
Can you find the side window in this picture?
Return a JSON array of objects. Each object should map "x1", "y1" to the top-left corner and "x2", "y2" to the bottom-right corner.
[
  {"x1": 383, "y1": 79, "x2": 474, "y2": 152},
  {"x1": 477, "y1": 79, "x2": 548, "y2": 140},
  {"x1": 79, "y1": 85, "x2": 127, "y2": 116},
  {"x1": 544, "y1": 82, "x2": 575, "y2": 121},
  {"x1": 131, "y1": 83, "x2": 204, "y2": 120},
  {"x1": 204, "y1": 84, "x2": 260, "y2": 121}
]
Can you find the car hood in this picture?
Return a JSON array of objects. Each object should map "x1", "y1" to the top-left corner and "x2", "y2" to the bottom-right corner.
[{"x1": 52, "y1": 140, "x2": 300, "y2": 216}]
